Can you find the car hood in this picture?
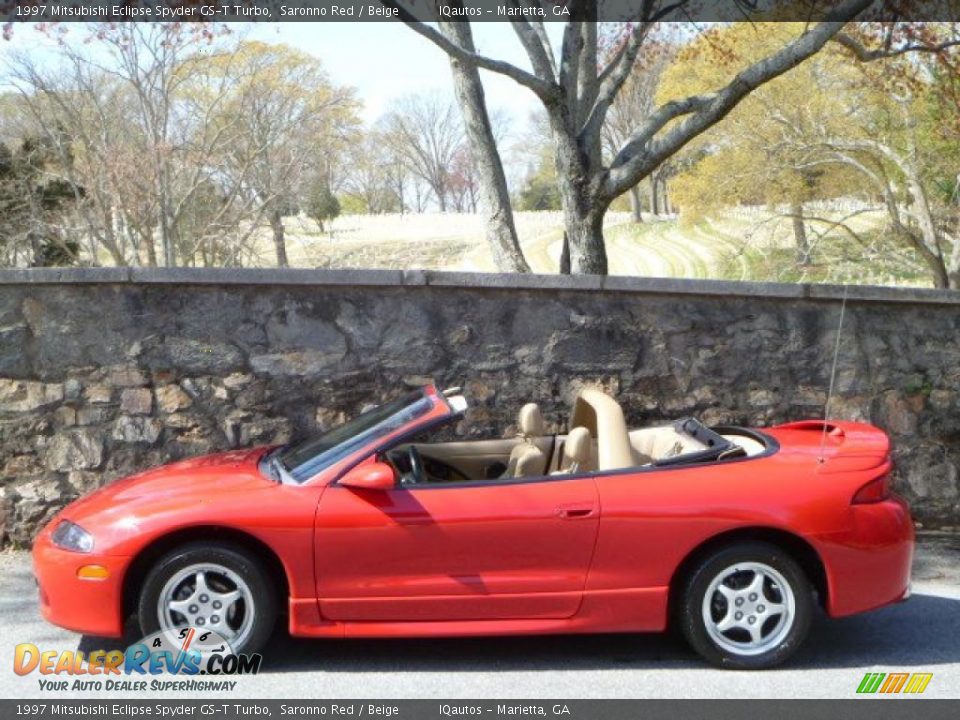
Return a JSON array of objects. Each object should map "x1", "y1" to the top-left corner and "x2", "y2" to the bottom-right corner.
[{"x1": 63, "y1": 447, "x2": 274, "y2": 519}]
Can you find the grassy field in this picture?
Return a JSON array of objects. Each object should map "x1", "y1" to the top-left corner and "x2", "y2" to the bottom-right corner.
[{"x1": 242, "y1": 208, "x2": 932, "y2": 288}]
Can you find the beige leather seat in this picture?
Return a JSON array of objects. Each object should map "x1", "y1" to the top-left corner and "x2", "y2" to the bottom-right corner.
[
  {"x1": 629, "y1": 426, "x2": 708, "y2": 462},
  {"x1": 554, "y1": 426, "x2": 595, "y2": 474},
  {"x1": 503, "y1": 403, "x2": 548, "y2": 478}
]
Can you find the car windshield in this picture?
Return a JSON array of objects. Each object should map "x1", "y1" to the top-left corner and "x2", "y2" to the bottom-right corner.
[{"x1": 278, "y1": 390, "x2": 432, "y2": 483}]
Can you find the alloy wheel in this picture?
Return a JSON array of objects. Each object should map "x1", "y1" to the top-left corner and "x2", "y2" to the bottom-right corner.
[
  {"x1": 700, "y1": 561, "x2": 796, "y2": 657},
  {"x1": 157, "y1": 562, "x2": 256, "y2": 649}
]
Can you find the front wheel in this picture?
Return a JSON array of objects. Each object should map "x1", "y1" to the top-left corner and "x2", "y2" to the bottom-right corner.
[
  {"x1": 138, "y1": 542, "x2": 277, "y2": 656},
  {"x1": 678, "y1": 542, "x2": 813, "y2": 669}
]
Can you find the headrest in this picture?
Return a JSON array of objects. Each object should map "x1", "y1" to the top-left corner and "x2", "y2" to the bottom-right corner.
[
  {"x1": 513, "y1": 445, "x2": 545, "y2": 476},
  {"x1": 564, "y1": 427, "x2": 592, "y2": 465},
  {"x1": 518, "y1": 403, "x2": 545, "y2": 437}
]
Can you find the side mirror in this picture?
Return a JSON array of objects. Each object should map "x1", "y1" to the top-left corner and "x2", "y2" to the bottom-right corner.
[{"x1": 340, "y1": 462, "x2": 397, "y2": 491}]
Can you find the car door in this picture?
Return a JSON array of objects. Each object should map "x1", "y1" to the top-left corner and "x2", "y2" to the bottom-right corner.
[{"x1": 314, "y1": 461, "x2": 600, "y2": 622}]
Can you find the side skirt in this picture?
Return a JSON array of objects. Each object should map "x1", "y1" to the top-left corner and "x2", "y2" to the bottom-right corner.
[{"x1": 288, "y1": 587, "x2": 669, "y2": 639}]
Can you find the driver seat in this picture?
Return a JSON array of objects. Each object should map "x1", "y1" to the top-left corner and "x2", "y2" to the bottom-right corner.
[
  {"x1": 554, "y1": 426, "x2": 595, "y2": 474},
  {"x1": 502, "y1": 403, "x2": 548, "y2": 478}
]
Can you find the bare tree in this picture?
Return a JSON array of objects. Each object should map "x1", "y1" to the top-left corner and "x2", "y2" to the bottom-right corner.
[
  {"x1": 345, "y1": 133, "x2": 404, "y2": 214},
  {"x1": 195, "y1": 41, "x2": 360, "y2": 267},
  {"x1": 6, "y1": 30, "x2": 360, "y2": 269},
  {"x1": 382, "y1": 92, "x2": 463, "y2": 212},
  {"x1": 6, "y1": 26, "x2": 247, "y2": 267},
  {"x1": 99, "y1": 25, "x2": 194, "y2": 266},
  {"x1": 439, "y1": 13, "x2": 530, "y2": 271},
  {"x1": 602, "y1": 42, "x2": 673, "y2": 222}
]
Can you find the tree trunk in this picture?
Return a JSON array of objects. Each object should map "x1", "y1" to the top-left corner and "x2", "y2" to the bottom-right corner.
[
  {"x1": 559, "y1": 232, "x2": 570, "y2": 274},
  {"x1": 791, "y1": 201, "x2": 810, "y2": 265},
  {"x1": 927, "y1": 255, "x2": 950, "y2": 288},
  {"x1": 439, "y1": 17, "x2": 530, "y2": 273},
  {"x1": 649, "y1": 176, "x2": 660, "y2": 217},
  {"x1": 628, "y1": 185, "x2": 643, "y2": 223},
  {"x1": 551, "y1": 120, "x2": 608, "y2": 275},
  {"x1": 144, "y1": 230, "x2": 158, "y2": 267},
  {"x1": 270, "y1": 209, "x2": 289, "y2": 268},
  {"x1": 563, "y1": 206, "x2": 607, "y2": 274},
  {"x1": 28, "y1": 230, "x2": 42, "y2": 267}
]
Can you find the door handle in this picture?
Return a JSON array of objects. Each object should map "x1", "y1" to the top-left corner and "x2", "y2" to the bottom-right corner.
[{"x1": 556, "y1": 504, "x2": 594, "y2": 519}]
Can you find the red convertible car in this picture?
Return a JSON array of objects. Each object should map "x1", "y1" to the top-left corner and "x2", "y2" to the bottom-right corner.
[{"x1": 33, "y1": 384, "x2": 913, "y2": 669}]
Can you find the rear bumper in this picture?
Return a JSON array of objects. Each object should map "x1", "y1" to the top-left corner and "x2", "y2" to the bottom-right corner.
[
  {"x1": 32, "y1": 533, "x2": 131, "y2": 638},
  {"x1": 812, "y1": 494, "x2": 914, "y2": 618}
]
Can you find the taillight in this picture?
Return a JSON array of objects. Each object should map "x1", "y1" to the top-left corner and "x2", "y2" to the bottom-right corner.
[{"x1": 852, "y1": 474, "x2": 890, "y2": 504}]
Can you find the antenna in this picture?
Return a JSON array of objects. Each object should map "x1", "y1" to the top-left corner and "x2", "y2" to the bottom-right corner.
[{"x1": 818, "y1": 285, "x2": 849, "y2": 464}]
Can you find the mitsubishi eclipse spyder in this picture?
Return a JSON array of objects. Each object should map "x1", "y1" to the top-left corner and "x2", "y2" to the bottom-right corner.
[{"x1": 33, "y1": 384, "x2": 913, "y2": 669}]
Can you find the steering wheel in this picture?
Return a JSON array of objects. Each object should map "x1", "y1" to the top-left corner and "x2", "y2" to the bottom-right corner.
[
  {"x1": 421, "y1": 456, "x2": 471, "y2": 483},
  {"x1": 406, "y1": 445, "x2": 426, "y2": 485}
]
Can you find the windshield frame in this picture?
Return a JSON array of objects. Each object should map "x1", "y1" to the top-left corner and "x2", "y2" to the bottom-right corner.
[{"x1": 277, "y1": 389, "x2": 435, "y2": 484}]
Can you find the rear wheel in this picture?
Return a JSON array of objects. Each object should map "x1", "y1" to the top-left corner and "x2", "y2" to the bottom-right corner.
[
  {"x1": 138, "y1": 542, "x2": 276, "y2": 656},
  {"x1": 678, "y1": 542, "x2": 812, "y2": 669}
]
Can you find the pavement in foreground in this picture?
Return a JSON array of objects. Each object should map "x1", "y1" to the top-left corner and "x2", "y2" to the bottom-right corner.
[{"x1": 1, "y1": 533, "x2": 958, "y2": 700}]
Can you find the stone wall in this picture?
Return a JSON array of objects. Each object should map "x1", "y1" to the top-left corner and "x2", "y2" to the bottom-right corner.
[{"x1": 1, "y1": 267, "x2": 958, "y2": 546}]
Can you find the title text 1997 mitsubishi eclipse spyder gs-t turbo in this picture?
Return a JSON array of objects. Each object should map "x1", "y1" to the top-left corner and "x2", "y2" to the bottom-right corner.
[{"x1": 33, "y1": 384, "x2": 913, "y2": 669}]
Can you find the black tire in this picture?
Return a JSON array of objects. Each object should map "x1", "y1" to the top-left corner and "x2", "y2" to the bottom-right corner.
[
  {"x1": 678, "y1": 541, "x2": 813, "y2": 669},
  {"x1": 138, "y1": 542, "x2": 277, "y2": 656}
]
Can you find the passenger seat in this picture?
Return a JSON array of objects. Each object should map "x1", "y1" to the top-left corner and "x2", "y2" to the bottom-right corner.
[
  {"x1": 503, "y1": 403, "x2": 548, "y2": 478},
  {"x1": 553, "y1": 427, "x2": 595, "y2": 474}
]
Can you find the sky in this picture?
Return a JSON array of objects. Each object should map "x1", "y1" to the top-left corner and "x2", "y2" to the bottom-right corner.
[
  {"x1": 0, "y1": 22, "x2": 560, "y2": 126},
  {"x1": 246, "y1": 22, "x2": 559, "y2": 123}
]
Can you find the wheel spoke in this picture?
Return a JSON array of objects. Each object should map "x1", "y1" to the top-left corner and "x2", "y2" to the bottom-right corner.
[
  {"x1": 715, "y1": 612, "x2": 738, "y2": 633},
  {"x1": 745, "y1": 571, "x2": 765, "y2": 598},
  {"x1": 716, "y1": 583, "x2": 735, "y2": 600},
  {"x1": 747, "y1": 622, "x2": 764, "y2": 646},
  {"x1": 213, "y1": 589, "x2": 241, "y2": 609},
  {"x1": 168, "y1": 599, "x2": 194, "y2": 619},
  {"x1": 208, "y1": 616, "x2": 234, "y2": 639},
  {"x1": 763, "y1": 601, "x2": 785, "y2": 617},
  {"x1": 194, "y1": 570, "x2": 211, "y2": 596}
]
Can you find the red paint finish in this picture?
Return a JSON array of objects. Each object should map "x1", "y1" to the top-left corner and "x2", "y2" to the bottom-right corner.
[
  {"x1": 315, "y1": 470, "x2": 599, "y2": 621},
  {"x1": 33, "y1": 386, "x2": 914, "y2": 644}
]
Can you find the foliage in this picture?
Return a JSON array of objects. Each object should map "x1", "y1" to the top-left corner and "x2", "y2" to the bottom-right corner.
[
  {"x1": 305, "y1": 180, "x2": 341, "y2": 231},
  {"x1": 661, "y1": 24, "x2": 861, "y2": 217},
  {"x1": 0, "y1": 136, "x2": 79, "y2": 266},
  {"x1": 661, "y1": 22, "x2": 960, "y2": 285},
  {"x1": 516, "y1": 138, "x2": 560, "y2": 211},
  {"x1": 2, "y1": 29, "x2": 360, "y2": 268}
]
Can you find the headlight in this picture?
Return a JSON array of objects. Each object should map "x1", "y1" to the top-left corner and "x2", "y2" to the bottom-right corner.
[{"x1": 51, "y1": 520, "x2": 94, "y2": 553}]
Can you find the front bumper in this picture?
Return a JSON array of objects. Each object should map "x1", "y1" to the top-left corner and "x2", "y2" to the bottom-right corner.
[
  {"x1": 814, "y1": 494, "x2": 915, "y2": 618},
  {"x1": 32, "y1": 532, "x2": 131, "y2": 638}
]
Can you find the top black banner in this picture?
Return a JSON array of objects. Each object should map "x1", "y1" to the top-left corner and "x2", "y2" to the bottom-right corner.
[{"x1": 4, "y1": 0, "x2": 960, "y2": 23}]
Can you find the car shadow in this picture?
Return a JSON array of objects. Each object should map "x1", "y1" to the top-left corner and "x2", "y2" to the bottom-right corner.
[{"x1": 79, "y1": 591, "x2": 960, "y2": 673}]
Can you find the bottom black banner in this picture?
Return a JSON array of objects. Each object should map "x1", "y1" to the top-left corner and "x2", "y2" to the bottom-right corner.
[{"x1": 3, "y1": 700, "x2": 958, "y2": 720}]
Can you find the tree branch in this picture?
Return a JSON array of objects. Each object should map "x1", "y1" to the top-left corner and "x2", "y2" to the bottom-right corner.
[
  {"x1": 530, "y1": 16, "x2": 559, "y2": 78},
  {"x1": 508, "y1": 3, "x2": 557, "y2": 83},
  {"x1": 833, "y1": 32, "x2": 960, "y2": 61},
  {"x1": 604, "y1": 0, "x2": 875, "y2": 199},
  {"x1": 579, "y1": 18, "x2": 654, "y2": 146},
  {"x1": 558, "y1": 10, "x2": 584, "y2": 116},
  {"x1": 381, "y1": 0, "x2": 559, "y2": 102}
]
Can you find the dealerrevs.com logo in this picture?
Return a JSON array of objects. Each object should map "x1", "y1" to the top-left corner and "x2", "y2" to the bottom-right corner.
[
  {"x1": 856, "y1": 672, "x2": 933, "y2": 695},
  {"x1": 14, "y1": 627, "x2": 261, "y2": 692}
]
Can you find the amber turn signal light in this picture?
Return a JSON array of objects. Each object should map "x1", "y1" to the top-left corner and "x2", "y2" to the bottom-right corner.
[{"x1": 76, "y1": 565, "x2": 109, "y2": 580}]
